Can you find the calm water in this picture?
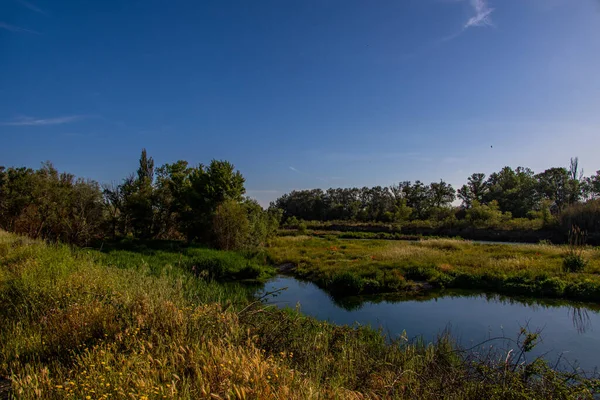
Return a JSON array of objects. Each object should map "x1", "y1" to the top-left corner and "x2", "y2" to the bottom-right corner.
[{"x1": 258, "y1": 276, "x2": 600, "y2": 372}]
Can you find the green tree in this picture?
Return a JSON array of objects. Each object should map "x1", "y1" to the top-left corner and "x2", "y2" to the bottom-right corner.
[
  {"x1": 0, "y1": 163, "x2": 104, "y2": 245},
  {"x1": 212, "y1": 199, "x2": 251, "y2": 250},
  {"x1": 127, "y1": 149, "x2": 156, "y2": 238},
  {"x1": 390, "y1": 181, "x2": 431, "y2": 220},
  {"x1": 428, "y1": 180, "x2": 456, "y2": 208},
  {"x1": 154, "y1": 160, "x2": 191, "y2": 239},
  {"x1": 582, "y1": 171, "x2": 600, "y2": 200},
  {"x1": 185, "y1": 160, "x2": 246, "y2": 242},
  {"x1": 466, "y1": 200, "x2": 510, "y2": 228},
  {"x1": 485, "y1": 167, "x2": 538, "y2": 218},
  {"x1": 458, "y1": 173, "x2": 487, "y2": 208},
  {"x1": 535, "y1": 167, "x2": 572, "y2": 213}
]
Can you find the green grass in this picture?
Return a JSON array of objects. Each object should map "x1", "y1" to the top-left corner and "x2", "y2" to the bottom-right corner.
[
  {"x1": 90, "y1": 238, "x2": 276, "y2": 282},
  {"x1": 266, "y1": 236, "x2": 600, "y2": 301},
  {"x1": 1, "y1": 231, "x2": 598, "y2": 399}
]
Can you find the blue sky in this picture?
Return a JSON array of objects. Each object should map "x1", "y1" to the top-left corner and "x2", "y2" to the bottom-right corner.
[{"x1": 1, "y1": 0, "x2": 599, "y2": 206}]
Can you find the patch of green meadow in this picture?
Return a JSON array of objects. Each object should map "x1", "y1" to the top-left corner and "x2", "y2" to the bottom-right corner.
[{"x1": 267, "y1": 236, "x2": 600, "y2": 301}]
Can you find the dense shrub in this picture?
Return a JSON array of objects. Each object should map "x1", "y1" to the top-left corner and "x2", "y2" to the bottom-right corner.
[
  {"x1": 561, "y1": 200, "x2": 600, "y2": 234},
  {"x1": 563, "y1": 254, "x2": 587, "y2": 273},
  {"x1": 0, "y1": 163, "x2": 104, "y2": 245}
]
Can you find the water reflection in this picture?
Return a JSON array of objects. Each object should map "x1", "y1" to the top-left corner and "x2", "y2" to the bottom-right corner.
[
  {"x1": 253, "y1": 276, "x2": 600, "y2": 335},
  {"x1": 255, "y1": 275, "x2": 600, "y2": 371},
  {"x1": 569, "y1": 306, "x2": 591, "y2": 334}
]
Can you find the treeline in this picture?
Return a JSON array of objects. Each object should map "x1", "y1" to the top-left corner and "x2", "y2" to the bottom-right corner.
[
  {"x1": 3, "y1": 153, "x2": 600, "y2": 247},
  {"x1": 273, "y1": 158, "x2": 600, "y2": 228},
  {"x1": 0, "y1": 150, "x2": 280, "y2": 248}
]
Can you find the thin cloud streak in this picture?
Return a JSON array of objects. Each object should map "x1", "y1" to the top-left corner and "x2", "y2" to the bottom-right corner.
[
  {"x1": 289, "y1": 166, "x2": 300, "y2": 173},
  {"x1": 441, "y1": 0, "x2": 495, "y2": 43},
  {"x1": 1, "y1": 115, "x2": 88, "y2": 126},
  {"x1": 16, "y1": 0, "x2": 45, "y2": 14},
  {"x1": 0, "y1": 22, "x2": 39, "y2": 34}
]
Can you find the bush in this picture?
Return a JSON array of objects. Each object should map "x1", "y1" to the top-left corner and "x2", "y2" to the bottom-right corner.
[
  {"x1": 563, "y1": 254, "x2": 587, "y2": 273},
  {"x1": 212, "y1": 199, "x2": 251, "y2": 250},
  {"x1": 561, "y1": 199, "x2": 600, "y2": 234},
  {"x1": 298, "y1": 221, "x2": 307, "y2": 234},
  {"x1": 213, "y1": 199, "x2": 280, "y2": 251},
  {"x1": 327, "y1": 272, "x2": 364, "y2": 295},
  {"x1": 562, "y1": 225, "x2": 588, "y2": 273},
  {"x1": 466, "y1": 201, "x2": 505, "y2": 228}
]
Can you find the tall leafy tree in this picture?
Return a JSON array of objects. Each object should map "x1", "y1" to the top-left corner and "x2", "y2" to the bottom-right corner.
[
  {"x1": 154, "y1": 160, "x2": 191, "y2": 238},
  {"x1": 185, "y1": 160, "x2": 246, "y2": 241},
  {"x1": 458, "y1": 173, "x2": 488, "y2": 208},
  {"x1": 535, "y1": 167, "x2": 573, "y2": 213},
  {"x1": 0, "y1": 163, "x2": 103, "y2": 244},
  {"x1": 428, "y1": 180, "x2": 456, "y2": 208},
  {"x1": 125, "y1": 149, "x2": 157, "y2": 238},
  {"x1": 485, "y1": 167, "x2": 538, "y2": 218},
  {"x1": 402, "y1": 181, "x2": 431, "y2": 219},
  {"x1": 582, "y1": 171, "x2": 600, "y2": 200}
]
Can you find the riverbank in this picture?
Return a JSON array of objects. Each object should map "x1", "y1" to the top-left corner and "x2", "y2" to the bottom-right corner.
[
  {"x1": 285, "y1": 220, "x2": 600, "y2": 245},
  {"x1": 260, "y1": 275, "x2": 600, "y2": 372},
  {"x1": 266, "y1": 236, "x2": 600, "y2": 302},
  {"x1": 1, "y1": 231, "x2": 598, "y2": 398}
]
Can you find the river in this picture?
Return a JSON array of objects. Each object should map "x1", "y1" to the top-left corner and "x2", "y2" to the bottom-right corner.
[{"x1": 258, "y1": 275, "x2": 600, "y2": 372}]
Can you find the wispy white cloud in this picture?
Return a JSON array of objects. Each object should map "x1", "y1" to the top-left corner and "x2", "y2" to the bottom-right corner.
[
  {"x1": 464, "y1": 0, "x2": 495, "y2": 29},
  {"x1": 289, "y1": 166, "x2": 300, "y2": 173},
  {"x1": 1, "y1": 115, "x2": 88, "y2": 126},
  {"x1": 16, "y1": 0, "x2": 45, "y2": 14},
  {"x1": 0, "y1": 22, "x2": 39, "y2": 34},
  {"x1": 440, "y1": 0, "x2": 495, "y2": 43}
]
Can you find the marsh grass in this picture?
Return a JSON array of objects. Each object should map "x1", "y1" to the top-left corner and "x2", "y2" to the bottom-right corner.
[
  {"x1": 267, "y1": 236, "x2": 600, "y2": 301},
  {"x1": 563, "y1": 226, "x2": 589, "y2": 273},
  {"x1": 1, "y1": 231, "x2": 598, "y2": 399}
]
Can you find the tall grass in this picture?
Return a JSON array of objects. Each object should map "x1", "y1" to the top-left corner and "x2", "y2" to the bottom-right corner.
[
  {"x1": 1, "y1": 231, "x2": 598, "y2": 399},
  {"x1": 267, "y1": 236, "x2": 600, "y2": 301}
]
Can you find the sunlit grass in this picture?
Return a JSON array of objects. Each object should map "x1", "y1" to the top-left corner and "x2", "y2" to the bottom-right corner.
[
  {"x1": 267, "y1": 236, "x2": 600, "y2": 301},
  {"x1": 1, "y1": 231, "x2": 598, "y2": 399}
]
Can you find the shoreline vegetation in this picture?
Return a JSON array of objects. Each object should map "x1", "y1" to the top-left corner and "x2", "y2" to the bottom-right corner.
[
  {"x1": 2, "y1": 151, "x2": 600, "y2": 397},
  {"x1": 2, "y1": 152, "x2": 600, "y2": 250},
  {"x1": 1, "y1": 231, "x2": 599, "y2": 399},
  {"x1": 266, "y1": 235, "x2": 600, "y2": 302}
]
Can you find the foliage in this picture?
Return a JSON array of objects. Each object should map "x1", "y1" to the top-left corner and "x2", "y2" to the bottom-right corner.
[
  {"x1": 458, "y1": 173, "x2": 488, "y2": 208},
  {"x1": 0, "y1": 162, "x2": 104, "y2": 245},
  {"x1": 274, "y1": 180, "x2": 456, "y2": 223},
  {"x1": 184, "y1": 159, "x2": 246, "y2": 242},
  {"x1": 3, "y1": 154, "x2": 600, "y2": 249},
  {"x1": 561, "y1": 199, "x2": 600, "y2": 235},
  {"x1": 465, "y1": 201, "x2": 511, "y2": 228},
  {"x1": 272, "y1": 158, "x2": 593, "y2": 228},
  {"x1": 1, "y1": 231, "x2": 597, "y2": 399},
  {"x1": 581, "y1": 170, "x2": 600, "y2": 200},
  {"x1": 213, "y1": 199, "x2": 251, "y2": 250},
  {"x1": 267, "y1": 236, "x2": 600, "y2": 302},
  {"x1": 212, "y1": 198, "x2": 280, "y2": 251},
  {"x1": 563, "y1": 225, "x2": 588, "y2": 273}
]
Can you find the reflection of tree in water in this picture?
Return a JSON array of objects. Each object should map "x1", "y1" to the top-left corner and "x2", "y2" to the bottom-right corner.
[
  {"x1": 329, "y1": 294, "x2": 365, "y2": 311},
  {"x1": 250, "y1": 277, "x2": 600, "y2": 331},
  {"x1": 569, "y1": 306, "x2": 591, "y2": 334}
]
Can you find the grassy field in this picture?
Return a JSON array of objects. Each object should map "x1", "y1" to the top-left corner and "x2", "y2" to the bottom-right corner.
[
  {"x1": 1, "y1": 231, "x2": 598, "y2": 399},
  {"x1": 266, "y1": 236, "x2": 600, "y2": 301}
]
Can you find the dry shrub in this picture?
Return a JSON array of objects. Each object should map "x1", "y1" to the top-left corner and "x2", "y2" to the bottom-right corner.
[{"x1": 40, "y1": 300, "x2": 121, "y2": 355}]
